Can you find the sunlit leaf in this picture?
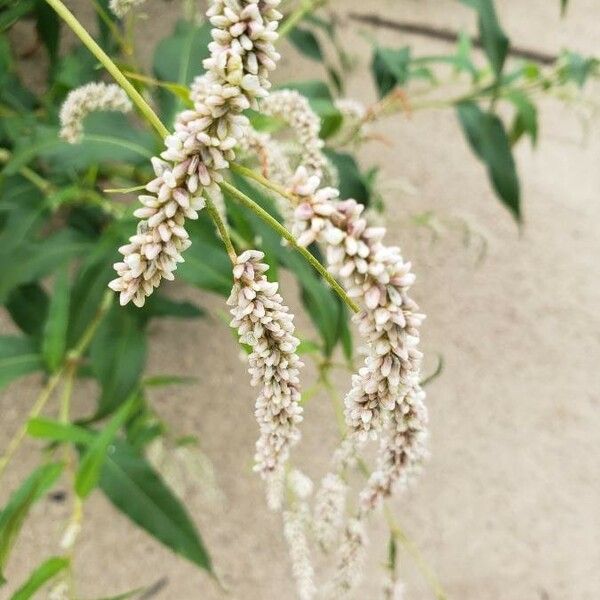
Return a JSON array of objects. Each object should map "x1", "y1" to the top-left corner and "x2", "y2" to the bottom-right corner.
[
  {"x1": 41, "y1": 267, "x2": 70, "y2": 373},
  {"x1": 0, "y1": 462, "x2": 64, "y2": 584},
  {"x1": 10, "y1": 556, "x2": 68, "y2": 600}
]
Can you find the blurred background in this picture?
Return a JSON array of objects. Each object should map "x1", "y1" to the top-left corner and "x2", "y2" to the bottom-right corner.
[{"x1": 1, "y1": 1, "x2": 599, "y2": 599}]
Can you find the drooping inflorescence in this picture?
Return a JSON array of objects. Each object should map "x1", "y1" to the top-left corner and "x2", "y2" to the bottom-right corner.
[
  {"x1": 227, "y1": 250, "x2": 304, "y2": 509},
  {"x1": 59, "y1": 82, "x2": 132, "y2": 144},
  {"x1": 313, "y1": 473, "x2": 347, "y2": 550},
  {"x1": 108, "y1": 0, "x2": 146, "y2": 18},
  {"x1": 109, "y1": 0, "x2": 283, "y2": 307}
]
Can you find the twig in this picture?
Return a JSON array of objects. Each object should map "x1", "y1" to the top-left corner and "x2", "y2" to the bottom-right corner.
[{"x1": 348, "y1": 13, "x2": 557, "y2": 65}]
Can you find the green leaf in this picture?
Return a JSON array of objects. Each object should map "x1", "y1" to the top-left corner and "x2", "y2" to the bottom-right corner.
[
  {"x1": 142, "y1": 294, "x2": 205, "y2": 320},
  {"x1": 99, "y1": 441, "x2": 213, "y2": 574},
  {"x1": 6, "y1": 114, "x2": 156, "y2": 176},
  {"x1": 10, "y1": 556, "x2": 68, "y2": 600},
  {"x1": 34, "y1": 0, "x2": 60, "y2": 64},
  {"x1": 0, "y1": 0, "x2": 36, "y2": 32},
  {"x1": 324, "y1": 150, "x2": 370, "y2": 205},
  {"x1": 41, "y1": 268, "x2": 70, "y2": 373},
  {"x1": 288, "y1": 27, "x2": 323, "y2": 61},
  {"x1": 153, "y1": 20, "x2": 212, "y2": 125},
  {"x1": 0, "y1": 336, "x2": 42, "y2": 391},
  {"x1": 560, "y1": 0, "x2": 569, "y2": 16},
  {"x1": 27, "y1": 417, "x2": 94, "y2": 446},
  {"x1": 0, "y1": 230, "x2": 90, "y2": 303},
  {"x1": 5, "y1": 283, "x2": 49, "y2": 339},
  {"x1": 0, "y1": 462, "x2": 64, "y2": 583},
  {"x1": 457, "y1": 101, "x2": 520, "y2": 220},
  {"x1": 460, "y1": 0, "x2": 509, "y2": 77},
  {"x1": 143, "y1": 375, "x2": 198, "y2": 388},
  {"x1": 559, "y1": 51, "x2": 599, "y2": 87},
  {"x1": 506, "y1": 90, "x2": 538, "y2": 146},
  {"x1": 76, "y1": 395, "x2": 138, "y2": 498},
  {"x1": 89, "y1": 306, "x2": 147, "y2": 419},
  {"x1": 371, "y1": 46, "x2": 411, "y2": 98}
]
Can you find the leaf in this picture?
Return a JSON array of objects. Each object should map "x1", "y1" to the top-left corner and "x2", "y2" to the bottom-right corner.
[
  {"x1": 288, "y1": 26, "x2": 323, "y2": 61},
  {"x1": 0, "y1": 0, "x2": 36, "y2": 32},
  {"x1": 27, "y1": 418, "x2": 94, "y2": 446},
  {"x1": 5, "y1": 283, "x2": 49, "y2": 339},
  {"x1": 41, "y1": 268, "x2": 70, "y2": 373},
  {"x1": 457, "y1": 101, "x2": 520, "y2": 220},
  {"x1": 99, "y1": 441, "x2": 213, "y2": 574},
  {"x1": 0, "y1": 336, "x2": 42, "y2": 391},
  {"x1": 142, "y1": 294, "x2": 205, "y2": 320},
  {"x1": 0, "y1": 229, "x2": 90, "y2": 303},
  {"x1": 153, "y1": 20, "x2": 212, "y2": 124},
  {"x1": 76, "y1": 395, "x2": 138, "y2": 498},
  {"x1": 34, "y1": 0, "x2": 60, "y2": 64},
  {"x1": 460, "y1": 0, "x2": 509, "y2": 77},
  {"x1": 560, "y1": 0, "x2": 569, "y2": 16},
  {"x1": 143, "y1": 375, "x2": 198, "y2": 388},
  {"x1": 324, "y1": 150, "x2": 370, "y2": 205},
  {"x1": 6, "y1": 114, "x2": 156, "y2": 176},
  {"x1": 0, "y1": 463, "x2": 64, "y2": 583},
  {"x1": 10, "y1": 556, "x2": 68, "y2": 600},
  {"x1": 371, "y1": 46, "x2": 411, "y2": 98},
  {"x1": 506, "y1": 90, "x2": 538, "y2": 146},
  {"x1": 89, "y1": 306, "x2": 147, "y2": 419},
  {"x1": 559, "y1": 51, "x2": 599, "y2": 87}
]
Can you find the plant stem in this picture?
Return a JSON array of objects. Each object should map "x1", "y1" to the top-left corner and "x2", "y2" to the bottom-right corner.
[
  {"x1": 205, "y1": 196, "x2": 237, "y2": 264},
  {"x1": 0, "y1": 291, "x2": 113, "y2": 480},
  {"x1": 279, "y1": 0, "x2": 325, "y2": 37},
  {"x1": 230, "y1": 163, "x2": 298, "y2": 204},
  {"x1": 220, "y1": 180, "x2": 359, "y2": 314},
  {"x1": 0, "y1": 148, "x2": 52, "y2": 193},
  {"x1": 44, "y1": 0, "x2": 169, "y2": 140}
]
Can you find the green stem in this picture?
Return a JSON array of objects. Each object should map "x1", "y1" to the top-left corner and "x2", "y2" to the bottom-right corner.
[
  {"x1": 220, "y1": 180, "x2": 359, "y2": 314},
  {"x1": 279, "y1": 0, "x2": 325, "y2": 37},
  {"x1": 230, "y1": 163, "x2": 297, "y2": 204},
  {"x1": 0, "y1": 291, "x2": 113, "y2": 480},
  {"x1": 205, "y1": 196, "x2": 237, "y2": 264},
  {"x1": 44, "y1": 0, "x2": 169, "y2": 139},
  {"x1": 0, "y1": 148, "x2": 52, "y2": 193}
]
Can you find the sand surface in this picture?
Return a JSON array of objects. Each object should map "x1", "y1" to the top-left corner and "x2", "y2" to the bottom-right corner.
[{"x1": 1, "y1": 1, "x2": 599, "y2": 599}]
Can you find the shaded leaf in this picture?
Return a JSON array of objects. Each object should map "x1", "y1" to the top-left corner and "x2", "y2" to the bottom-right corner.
[
  {"x1": 460, "y1": 0, "x2": 509, "y2": 77},
  {"x1": 34, "y1": 0, "x2": 60, "y2": 64},
  {"x1": 0, "y1": 463, "x2": 64, "y2": 583},
  {"x1": 371, "y1": 46, "x2": 411, "y2": 97},
  {"x1": 5, "y1": 283, "x2": 49, "y2": 339},
  {"x1": 89, "y1": 306, "x2": 147, "y2": 419},
  {"x1": 41, "y1": 268, "x2": 70, "y2": 373},
  {"x1": 10, "y1": 556, "x2": 68, "y2": 600},
  {"x1": 142, "y1": 294, "x2": 205, "y2": 320},
  {"x1": 288, "y1": 26, "x2": 323, "y2": 61},
  {"x1": 0, "y1": 336, "x2": 42, "y2": 391},
  {"x1": 324, "y1": 150, "x2": 370, "y2": 205},
  {"x1": 100, "y1": 441, "x2": 213, "y2": 574},
  {"x1": 457, "y1": 101, "x2": 520, "y2": 220}
]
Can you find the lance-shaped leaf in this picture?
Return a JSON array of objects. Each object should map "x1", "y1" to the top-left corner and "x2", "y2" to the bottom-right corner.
[
  {"x1": 41, "y1": 268, "x2": 70, "y2": 373},
  {"x1": 10, "y1": 556, "x2": 68, "y2": 600},
  {"x1": 76, "y1": 394, "x2": 138, "y2": 498},
  {"x1": 460, "y1": 0, "x2": 509, "y2": 77},
  {"x1": 0, "y1": 336, "x2": 42, "y2": 391},
  {"x1": 457, "y1": 101, "x2": 521, "y2": 221},
  {"x1": 99, "y1": 441, "x2": 213, "y2": 574},
  {"x1": 0, "y1": 462, "x2": 64, "y2": 584}
]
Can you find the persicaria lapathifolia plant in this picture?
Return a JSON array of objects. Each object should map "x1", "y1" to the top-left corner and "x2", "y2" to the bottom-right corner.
[{"x1": 1, "y1": 0, "x2": 597, "y2": 598}]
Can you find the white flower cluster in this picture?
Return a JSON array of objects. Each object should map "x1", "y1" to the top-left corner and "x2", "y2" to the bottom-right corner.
[
  {"x1": 323, "y1": 518, "x2": 368, "y2": 599},
  {"x1": 59, "y1": 82, "x2": 132, "y2": 144},
  {"x1": 260, "y1": 89, "x2": 328, "y2": 178},
  {"x1": 360, "y1": 385, "x2": 428, "y2": 514},
  {"x1": 227, "y1": 250, "x2": 303, "y2": 508},
  {"x1": 283, "y1": 507, "x2": 317, "y2": 600},
  {"x1": 313, "y1": 473, "x2": 347, "y2": 550},
  {"x1": 382, "y1": 575, "x2": 406, "y2": 600},
  {"x1": 108, "y1": 0, "x2": 146, "y2": 18},
  {"x1": 290, "y1": 167, "x2": 428, "y2": 510},
  {"x1": 109, "y1": 0, "x2": 282, "y2": 307}
]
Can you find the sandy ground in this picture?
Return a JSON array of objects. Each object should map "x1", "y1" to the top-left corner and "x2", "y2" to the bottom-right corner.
[{"x1": 1, "y1": 1, "x2": 600, "y2": 599}]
